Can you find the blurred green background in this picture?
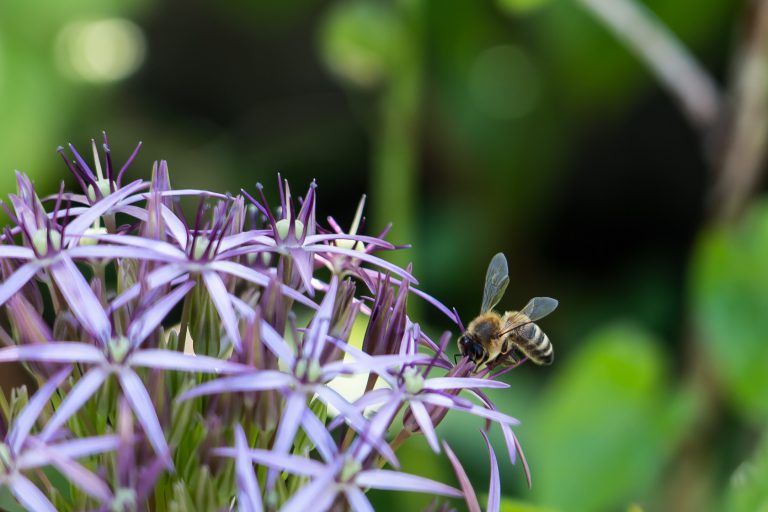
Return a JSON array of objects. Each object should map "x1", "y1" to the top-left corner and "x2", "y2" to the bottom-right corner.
[{"x1": 2, "y1": 0, "x2": 768, "y2": 510}]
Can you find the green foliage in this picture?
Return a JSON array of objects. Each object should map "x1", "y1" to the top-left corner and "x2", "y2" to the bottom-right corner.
[
  {"x1": 725, "y1": 431, "x2": 768, "y2": 512},
  {"x1": 497, "y1": 0, "x2": 552, "y2": 15},
  {"x1": 500, "y1": 497, "x2": 560, "y2": 512},
  {"x1": 0, "y1": 488, "x2": 25, "y2": 512},
  {"x1": 526, "y1": 324, "x2": 696, "y2": 511},
  {"x1": 319, "y1": 0, "x2": 410, "y2": 89},
  {"x1": 692, "y1": 201, "x2": 768, "y2": 422}
]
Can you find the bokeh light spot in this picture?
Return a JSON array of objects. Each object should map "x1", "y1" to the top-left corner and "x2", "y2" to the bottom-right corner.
[
  {"x1": 56, "y1": 19, "x2": 146, "y2": 83},
  {"x1": 468, "y1": 44, "x2": 540, "y2": 120}
]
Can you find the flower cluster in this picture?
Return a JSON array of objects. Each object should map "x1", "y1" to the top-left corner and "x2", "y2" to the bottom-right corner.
[{"x1": 0, "y1": 134, "x2": 530, "y2": 511}]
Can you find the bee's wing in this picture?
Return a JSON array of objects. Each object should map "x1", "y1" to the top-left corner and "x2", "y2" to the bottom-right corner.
[
  {"x1": 500, "y1": 297, "x2": 558, "y2": 335},
  {"x1": 519, "y1": 297, "x2": 559, "y2": 322},
  {"x1": 481, "y1": 253, "x2": 510, "y2": 313}
]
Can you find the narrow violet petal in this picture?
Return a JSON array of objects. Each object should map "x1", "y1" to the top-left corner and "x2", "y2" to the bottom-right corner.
[
  {"x1": 351, "y1": 395, "x2": 402, "y2": 466},
  {"x1": 0, "y1": 342, "x2": 103, "y2": 364},
  {"x1": 351, "y1": 388, "x2": 393, "y2": 412},
  {"x1": 344, "y1": 487, "x2": 374, "y2": 512},
  {"x1": 9, "y1": 474, "x2": 57, "y2": 512},
  {"x1": 259, "y1": 320, "x2": 296, "y2": 366},
  {"x1": 121, "y1": 189, "x2": 227, "y2": 206},
  {"x1": 64, "y1": 180, "x2": 148, "y2": 240},
  {"x1": 304, "y1": 275, "x2": 337, "y2": 360},
  {"x1": 419, "y1": 394, "x2": 521, "y2": 426},
  {"x1": 267, "y1": 393, "x2": 306, "y2": 488},
  {"x1": 0, "y1": 245, "x2": 35, "y2": 260},
  {"x1": 41, "y1": 367, "x2": 108, "y2": 442},
  {"x1": 177, "y1": 371, "x2": 294, "y2": 402},
  {"x1": 213, "y1": 447, "x2": 326, "y2": 477},
  {"x1": 218, "y1": 230, "x2": 272, "y2": 252},
  {"x1": 160, "y1": 204, "x2": 189, "y2": 249},
  {"x1": 328, "y1": 388, "x2": 395, "y2": 432},
  {"x1": 51, "y1": 435, "x2": 121, "y2": 461},
  {"x1": 234, "y1": 425, "x2": 263, "y2": 512},
  {"x1": 118, "y1": 369, "x2": 172, "y2": 468},
  {"x1": 129, "y1": 349, "x2": 248, "y2": 374},
  {"x1": 146, "y1": 265, "x2": 187, "y2": 289},
  {"x1": 506, "y1": 424, "x2": 531, "y2": 489},
  {"x1": 84, "y1": 233, "x2": 186, "y2": 261},
  {"x1": 481, "y1": 431, "x2": 500, "y2": 512},
  {"x1": 409, "y1": 401, "x2": 440, "y2": 453},
  {"x1": 280, "y1": 473, "x2": 338, "y2": 512},
  {"x1": 499, "y1": 422, "x2": 517, "y2": 465},
  {"x1": 0, "y1": 262, "x2": 39, "y2": 308},
  {"x1": 127, "y1": 281, "x2": 195, "y2": 348},
  {"x1": 108, "y1": 283, "x2": 140, "y2": 314},
  {"x1": 113, "y1": 204, "x2": 148, "y2": 222},
  {"x1": 464, "y1": 405, "x2": 521, "y2": 426},
  {"x1": 202, "y1": 271, "x2": 241, "y2": 351},
  {"x1": 322, "y1": 338, "x2": 430, "y2": 378},
  {"x1": 9, "y1": 366, "x2": 72, "y2": 453},
  {"x1": 45, "y1": 451, "x2": 113, "y2": 502},
  {"x1": 355, "y1": 470, "x2": 462, "y2": 498},
  {"x1": 230, "y1": 294, "x2": 256, "y2": 320},
  {"x1": 442, "y1": 441, "x2": 481, "y2": 512},
  {"x1": 315, "y1": 386, "x2": 397, "y2": 468},
  {"x1": 288, "y1": 248, "x2": 315, "y2": 295},
  {"x1": 424, "y1": 377, "x2": 510, "y2": 391},
  {"x1": 303, "y1": 233, "x2": 394, "y2": 249},
  {"x1": 304, "y1": 245, "x2": 418, "y2": 284},
  {"x1": 50, "y1": 255, "x2": 111, "y2": 344},
  {"x1": 209, "y1": 260, "x2": 318, "y2": 310},
  {"x1": 68, "y1": 245, "x2": 180, "y2": 263},
  {"x1": 301, "y1": 408, "x2": 337, "y2": 463}
]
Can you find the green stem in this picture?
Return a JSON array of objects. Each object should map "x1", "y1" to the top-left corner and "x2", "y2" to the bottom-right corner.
[{"x1": 371, "y1": 0, "x2": 423, "y2": 272}]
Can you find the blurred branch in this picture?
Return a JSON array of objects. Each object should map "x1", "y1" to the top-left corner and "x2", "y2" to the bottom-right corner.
[
  {"x1": 576, "y1": 0, "x2": 723, "y2": 131},
  {"x1": 371, "y1": 0, "x2": 423, "y2": 269},
  {"x1": 712, "y1": 0, "x2": 768, "y2": 221},
  {"x1": 669, "y1": 4, "x2": 768, "y2": 510}
]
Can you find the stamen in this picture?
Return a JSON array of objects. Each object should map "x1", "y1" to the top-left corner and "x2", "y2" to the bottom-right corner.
[
  {"x1": 117, "y1": 141, "x2": 143, "y2": 185},
  {"x1": 57, "y1": 147, "x2": 88, "y2": 193}
]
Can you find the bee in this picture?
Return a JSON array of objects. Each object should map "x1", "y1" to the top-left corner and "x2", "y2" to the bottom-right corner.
[{"x1": 458, "y1": 253, "x2": 558, "y2": 368}]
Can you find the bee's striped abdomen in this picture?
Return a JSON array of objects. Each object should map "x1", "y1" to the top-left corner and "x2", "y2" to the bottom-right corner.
[{"x1": 508, "y1": 321, "x2": 554, "y2": 365}]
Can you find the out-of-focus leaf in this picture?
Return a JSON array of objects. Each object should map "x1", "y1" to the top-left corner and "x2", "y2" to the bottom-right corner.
[
  {"x1": 691, "y1": 200, "x2": 768, "y2": 421},
  {"x1": 725, "y1": 431, "x2": 768, "y2": 512},
  {"x1": 497, "y1": 0, "x2": 551, "y2": 15},
  {"x1": 499, "y1": 498, "x2": 559, "y2": 512},
  {"x1": 318, "y1": 0, "x2": 409, "y2": 89},
  {"x1": 526, "y1": 325, "x2": 692, "y2": 511},
  {"x1": 0, "y1": 487, "x2": 26, "y2": 512}
]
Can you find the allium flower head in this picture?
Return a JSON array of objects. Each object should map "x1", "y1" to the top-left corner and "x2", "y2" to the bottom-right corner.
[{"x1": 0, "y1": 134, "x2": 546, "y2": 511}]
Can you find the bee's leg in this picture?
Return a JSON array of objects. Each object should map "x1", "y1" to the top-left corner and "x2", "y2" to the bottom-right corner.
[
  {"x1": 453, "y1": 353, "x2": 459, "y2": 365},
  {"x1": 491, "y1": 348, "x2": 519, "y2": 368}
]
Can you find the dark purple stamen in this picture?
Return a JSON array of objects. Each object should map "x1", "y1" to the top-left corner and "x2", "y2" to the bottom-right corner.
[
  {"x1": 57, "y1": 147, "x2": 89, "y2": 193},
  {"x1": 117, "y1": 141, "x2": 143, "y2": 186}
]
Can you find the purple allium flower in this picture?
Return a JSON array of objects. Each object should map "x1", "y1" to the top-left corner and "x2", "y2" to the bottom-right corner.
[
  {"x1": 240, "y1": 179, "x2": 415, "y2": 294},
  {"x1": 0, "y1": 284, "x2": 247, "y2": 468},
  {"x1": 0, "y1": 134, "x2": 543, "y2": 511},
  {"x1": 57, "y1": 132, "x2": 143, "y2": 203},
  {"x1": 0, "y1": 368, "x2": 117, "y2": 511},
  {"x1": 215, "y1": 420, "x2": 461, "y2": 512},
  {"x1": 178, "y1": 277, "x2": 427, "y2": 479}
]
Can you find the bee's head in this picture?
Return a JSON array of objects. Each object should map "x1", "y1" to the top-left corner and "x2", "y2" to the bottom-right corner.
[{"x1": 458, "y1": 333, "x2": 486, "y2": 362}]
